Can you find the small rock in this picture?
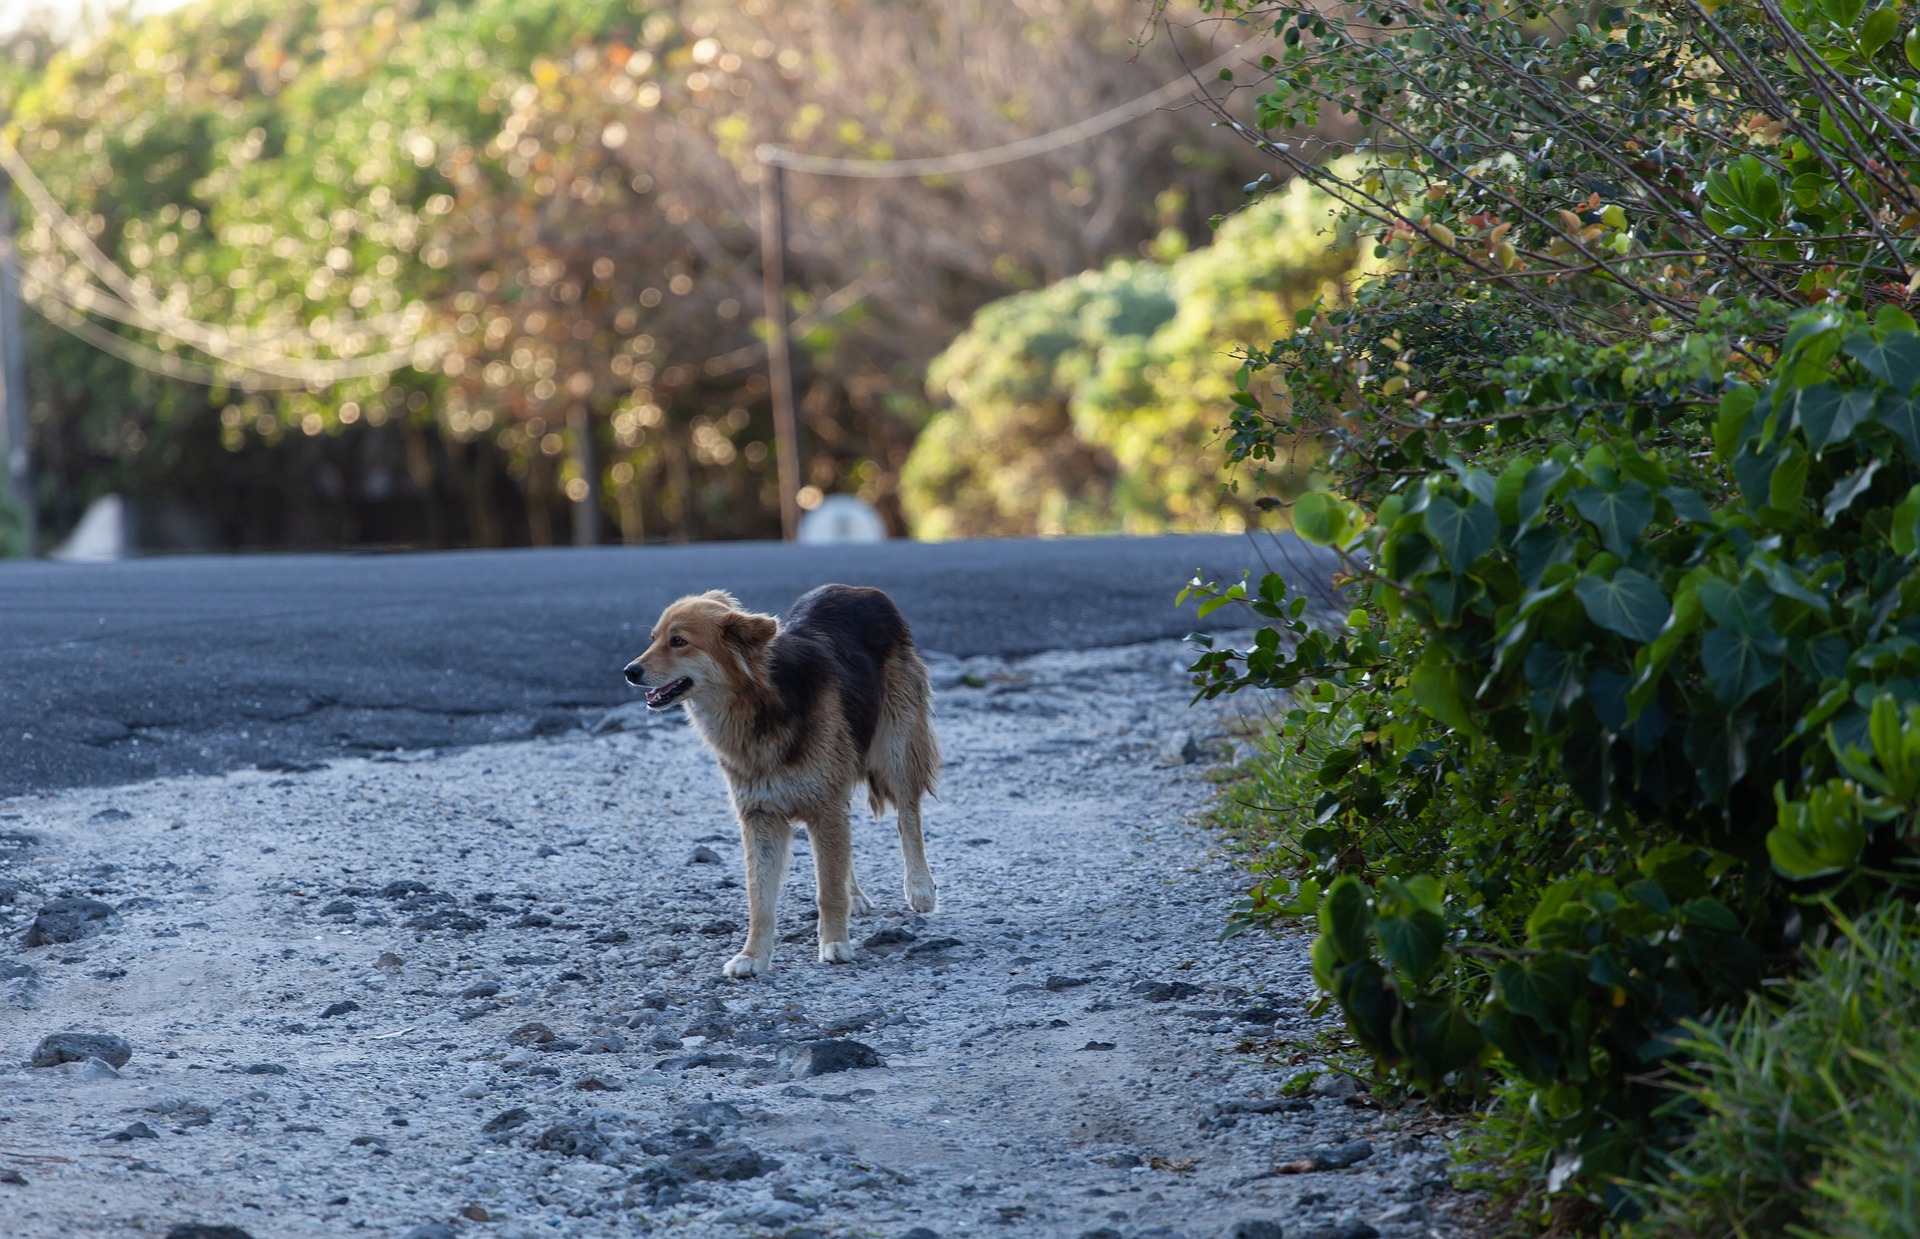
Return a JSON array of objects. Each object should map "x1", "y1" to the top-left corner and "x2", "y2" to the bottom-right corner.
[
  {"x1": 590, "y1": 929, "x2": 630, "y2": 944},
  {"x1": 1080, "y1": 1230, "x2": 1124, "y2": 1239},
  {"x1": 1275, "y1": 1140, "x2": 1375, "y2": 1174},
  {"x1": 1045, "y1": 975, "x2": 1093, "y2": 991},
  {"x1": 1232, "y1": 1222, "x2": 1284, "y2": 1239},
  {"x1": 1294, "y1": 1226, "x2": 1379, "y2": 1239},
  {"x1": 581, "y1": 1033, "x2": 627, "y2": 1054},
  {"x1": 25, "y1": 897, "x2": 119, "y2": 947},
  {"x1": 459, "y1": 981, "x2": 501, "y2": 1000},
  {"x1": 380, "y1": 881, "x2": 430, "y2": 899},
  {"x1": 1158, "y1": 730, "x2": 1202, "y2": 766},
  {"x1": 1372, "y1": 1204, "x2": 1430, "y2": 1226},
  {"x1": 395, "y1": 892, "x2": 456, "y2": 911},
  {"x1": 0, "y1": 1168, "x2": 25, "y2": 1185},
  {"x1": 73, "y1": 1056, "x2": 122, "y2": 1080},
  {"x1": 1080, "y1": 1041, "x2": 1116, "y2": 1051},
  {"x1": 1239, "y1": 1006, "x2": 1281, "y2": 1024},
  {"x1": 106, "y1": 1121, "x2": 159, "y2": 1141},
  {"x1": 375, "y1": 952, "x2": 405, "y2": 969},
  {"x1": 507, "y1": 1022, "x2": 557, "y2": 1045},
  {"x1": 1308, "y1": 1073, "x2": 1357, "y2": 1099},
  {"x1": 242, "y1": 1063, "x2": 288, "y2": 1076},
  {"x1": 803, "y1": 1039, "x2": 882, "y2": 1076},
  {"x1": 1133, "y1": 980, "x2": 1204, "y2": 1002},
  {"x1": 667, "y1": 1141, "x2": 778, "y2": 1180},
  {"x1": 32, "y1": 1032, "x2": 133, "y2": 1068},
  {"x1": 862, "y1": 927, "x2": 916, "y2": 948},
  {"x1": 899, "y1": 1230, "x2": 941, "y2": 1239},
  {"x1": 480, "y1": 1107, "x2": 531, "y2": 1137},
  {"x1": 698, "y1": 919, "x2": 739, "y2": 936},
  {"x1": 573, "y1": 1076, "x2": 622, "y2": 1091},
  {"x1": 409, "y1": 909, "x2": 487, "y2": 932},
  {"x1": 535, "y1": 1120, "x2": 611, "y2": 1160},
  {"x1": 399, "y1": 1226, "x2": 458, "y2": 1239},
  {"x1": 904, "y1": 937, "x2": 962, "y2": 957},
  {"x1": 689, "y1": 846, "x2": 722, "y2": 865},
  {"x1": 165, "y1": 1227, "x2": 257, "y2": 1239},
  {"x1": 682, "y1": 1101, "x2": 744, "y2": 1127},
  {"x1": 0, "y1": 878, "x2": 35, "y2": 905},
  {"x1": 320, "y1": 1000, "x2": 360, "y2": 1019},
  {"x1": 90, "y1": 808, "x2": 133, "y2": 823},
  {"x1": 317, "y1": 899, "x2": 356, "y2": 917}
]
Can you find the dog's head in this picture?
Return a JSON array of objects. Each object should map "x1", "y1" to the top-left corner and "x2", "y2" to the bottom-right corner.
[{"x1": 623, "y1": 589, "x2": 778, "y2": 709}]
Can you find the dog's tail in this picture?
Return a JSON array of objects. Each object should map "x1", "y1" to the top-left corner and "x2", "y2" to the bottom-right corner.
[{"x1": 865, "y1": 648, "x2": 940, "y2": 816}]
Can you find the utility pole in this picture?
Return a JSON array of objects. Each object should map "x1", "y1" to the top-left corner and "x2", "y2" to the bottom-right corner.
[
  {"x1": 0, "y1": 166, "x2": 34, "y2": 556},
  {"x1": 756, "y1": 150, "x2": 801, "y2": 541},
  {"x1": 569, "y1": 401, "x2": 598, "y2": 547}
]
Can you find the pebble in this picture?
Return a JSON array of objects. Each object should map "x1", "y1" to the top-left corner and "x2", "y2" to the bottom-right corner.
[
  {"x1": 107, "y1": 1121, "x2": 160, "y2": 1141},
  {"x1": 1231, "y1": 1222, "x2": 1283, "y2": 1239},
  {"x1": 481, "y1": 1107, "x2": 532, "y2": 1137},
  {"x1": 802, "y1": 1039, "x2": 881, "y2": 1076},
  {"x1": 25, "y1": 897, "x2": 119, "y2": 947},
  {"x1": 241, "y1": 1063, "x2": 288, "y2": 1076},
  {"x1": 1277, "y1": 1140, "x2": 1375, "y2": 1174},
  {"x1": 1158, "y1": 730, "x2": 1201, "y2": 766},
  {"x1": 507, "y1": 1022, "x2": 557, "y2": 1045},
  {"x1": 534, "y1": 1120, "x2": 611, "y2": 1159},
  {"x1": 0, "y1": 1169, "x2": 25, "y2": 1186},
  {"x1": 1296, "y1": 1226, "x2": 1380, "y2": 1239},
  {"x1": 163, "y1": 1228, "x2": 256, "y2": 1239},
  {"x1": 399, "y1": 1226, "x2": 459, "y2": 1239},
  {"x1": 31, "y1": 1031, "x2": 133, "y2": 1068},
  {"x1": 668, "y1": 1142, "x2": 778, "y2": 1181},
  {"x1": 320, "y1": 1000, "x2": 361, "y2": 1018},
  {"x1": 689, "y1": 845, "x2": 723, "y2": 865},
  {"x1": 459, "y1": 981, "x2": 502, "y2": 1000}
]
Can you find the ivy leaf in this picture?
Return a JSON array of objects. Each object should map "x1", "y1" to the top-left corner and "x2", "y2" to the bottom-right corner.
[
  {"x1": 1318, "y1": 875, "x2": 1373, "y2": 963},
  {"x1": 1574, "y1": 568, "x2": 1670, "y2": 643},
  {"x1": 1375, "y1": 908, "x2": 1446, "y2": 983},
  {"x1": 1701, "y1": 625, "x2": 1785, "y2": 705},
  {"x1": 1873, "y1": 389, "x2": 1920, "y2": 459},
  {"x1": 1792, "y1": 383, "x2": 1872, "y2": 451},
  {"x1": 1410, "y1": 659, "x2": 1476, "y2": 733},
  {"x1": 1399, "y1": 999, "x2": 1486, "y2": 1081},
  {"x1": 1571, "y1": 480, "x2": 1654, "y2": 556},
  {"x1": 1495, "y1": 954, "x2": 1584, "y2": 1030},
  {"x1": 1843, "y1": 326, "x2": 1920, "y2": 391},
  {"x1": 1823, "y1": 458, "x2": 1882, "y2": 522},
  {"x1": 1422, "y1": 495, "x2": 1498, "y2": 569},
  {"x1": 1768, "y1": 441, "x2": 1809, "y2": 511}
]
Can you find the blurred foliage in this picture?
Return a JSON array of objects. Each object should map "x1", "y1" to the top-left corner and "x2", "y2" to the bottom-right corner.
[
  {"x1": 903, "y1": 178, "x2": 1364, "y2": 538},
  {"x1": 1181, "y1": 0, "x2": 1920, "y2": 1229},
  {"x1": 1, "y1": 0, "x2": 1266, "y2": 548}
]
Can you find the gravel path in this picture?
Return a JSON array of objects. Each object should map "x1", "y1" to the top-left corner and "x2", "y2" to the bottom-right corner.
[{"x1": 0, "y1": 640, "x2": 1465, "y2": 1239}]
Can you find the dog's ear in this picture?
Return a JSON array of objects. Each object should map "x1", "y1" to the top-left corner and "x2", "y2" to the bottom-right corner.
[
  {"x1": 720, "y1": 610, "x2": 777, "y2": 650},
  {"x1": 701, "y1": 588, "x2": 742, "y2": 609}
]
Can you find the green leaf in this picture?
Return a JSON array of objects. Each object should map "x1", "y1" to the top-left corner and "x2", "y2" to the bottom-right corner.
[
  {"x1": 1824, "y1": 459, "x2": 1882, "y2": 522},
  {"x1": 1293, "y1": 491, "x2": 1355, "y2": 546},
  {"x1": 1715, "y1": 385, "x2": 1760, "y2": 459},
  {"x1": 1400, "y1": 999, "x2": 1486, "y2": 1080},
  {"x1": 1410, "y1": 659, "x2": 1476, "y2": 733},
  {"x1": 1769, "y1": 441, "x2": 1810, "y2": 511},
  {"x1": 1863, "y1": 4, "x2": 1901, "y2": 54},
  {"x1": 1701, "y1": 625, "x2": 1786, "y2": 705},
  {"x1": 1793, "y1": 383, "x2": 1872, "y2": 450},
  {"x1": 1844, "y1": 326, "x2": 1920, "y2": 391},
  {"x1": 1892, "y1": 484, "x2": 1920, "y2": 555},
  {"x1": 1574, "y1": 568, "x2": 1670, "y2": 643},
  {"x1": 1874, "y1": 389, "x2": 1920, "y2": 459},
  {"x1": 1319, "y1": 875, "x2": 1373, "y2": 963},
  {"x1": 1496, "y1": 954, "x2": 1584, "y2": 1029},
  {"x1": 1422, "y1": 495, "x2": 1498, "y2": 569},
  {"x1": 1375, "y1": 908, "x2": 1446, "y2": 983},
  {"x1": 1571, "y1": 481, "x2": 1655, "y2": 556}
]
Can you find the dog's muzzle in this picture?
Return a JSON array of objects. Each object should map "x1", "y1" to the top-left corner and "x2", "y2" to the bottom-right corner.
[
  {"x1": 623, "y1": 659, "x2": 647, "y2": 686},
  {"x1": 644, "y1": 677, "x2": 693, "y2": 709}
]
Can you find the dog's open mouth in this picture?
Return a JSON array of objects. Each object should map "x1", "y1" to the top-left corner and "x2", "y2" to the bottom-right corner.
[{"x1": 645, "y1": 677, "x2": 694, "y2": 709}]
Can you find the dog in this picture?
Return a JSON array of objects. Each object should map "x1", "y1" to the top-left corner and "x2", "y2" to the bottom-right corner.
[{"x1": 623, "y1": 584, "x2": 940, "y2": 977}]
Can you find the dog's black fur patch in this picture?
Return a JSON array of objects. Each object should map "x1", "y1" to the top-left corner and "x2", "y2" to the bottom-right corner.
[{"x1": 763, "y1": 585, "x2": 912, "y2": 758}]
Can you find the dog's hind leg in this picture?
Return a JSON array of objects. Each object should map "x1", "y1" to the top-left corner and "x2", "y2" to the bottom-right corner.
[
  {"x1": 724, "y1": 809, "x2": 791, "y2": 979},
  {"x1": 870, "y1": 653, "x2": 941, "y2": 914},
  {"x1": 807, "y1": 803, "x2": 856, "y2": 963},
  {"x1": 848, "y1": 869, "x2": 874, "y2": 916},
  {"x1": 896, "y1": 795, "x2": 938, "y2": 914}
]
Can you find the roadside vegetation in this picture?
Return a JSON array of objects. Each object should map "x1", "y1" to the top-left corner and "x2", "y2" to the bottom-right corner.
[{"x1": 1191, "y1": 0, "x2": 1920, "y2": 1231}]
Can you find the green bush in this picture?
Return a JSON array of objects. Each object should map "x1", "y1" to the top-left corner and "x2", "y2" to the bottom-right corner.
[
  {"x1": 902, "y1": 176, "x2": 1362, "y2": 538},
  {"x1": 1630, "y1": 906, "x2": 1920, "y2": 1239},
  {"x1": 1190, "y1": 0, "x2": 1920, "y2": 1223}
]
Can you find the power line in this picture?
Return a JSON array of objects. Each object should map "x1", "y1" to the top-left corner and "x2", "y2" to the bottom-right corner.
[{"x1": 755, "y1": 44, "x2": 1250, "y2": 179}]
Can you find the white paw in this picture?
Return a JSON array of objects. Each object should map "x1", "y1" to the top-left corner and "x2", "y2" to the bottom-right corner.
[
  {"x1": 818, "y1": 939, "x2": 855, "y2": 964},
  {"x1": 723, "y1": 952, "x2": 771, "y2": 979},
  {"x1": 850, "y1": 887, "x2": 875, "y2": 916},
  {"x1": 906, "y1": 879, "x2": 938, "y2": 914}
]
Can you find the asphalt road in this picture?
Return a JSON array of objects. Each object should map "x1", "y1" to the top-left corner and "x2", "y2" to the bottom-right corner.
[{"x1": 0, "y1": 533, "x2": 1338, "y2": 798}]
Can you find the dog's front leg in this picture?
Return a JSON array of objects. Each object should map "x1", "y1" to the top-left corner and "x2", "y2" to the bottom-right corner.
[
  {"x1": 807, "y1": 805, "x2": 855, "y2": 963},
  {"x1": 724, "y1": 809, "x2": 791, "y2": 978}
]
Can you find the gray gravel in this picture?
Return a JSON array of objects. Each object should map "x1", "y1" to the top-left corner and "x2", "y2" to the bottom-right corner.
[{"x1": 0, "y1": 639, "x2": 1464, "y2": 1238}]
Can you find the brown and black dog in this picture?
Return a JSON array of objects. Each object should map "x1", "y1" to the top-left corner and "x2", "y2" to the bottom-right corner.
[{"x1": 623, "y1": 585, "x2": 940, "y2": 977}]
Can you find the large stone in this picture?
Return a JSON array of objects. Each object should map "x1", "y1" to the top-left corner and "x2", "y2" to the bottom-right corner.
[
  {"x1": 31, "y1": 1032, "x2": 132, "y2": 1069},
  {"x1": 802, "y1": 1038, "x2": 881, "y2": 1076},
  {"x1": 25, "y1": 897, "x2": 118, "y2": 946},
  {"x1": 667, "y1": 1141, "x2": 778, "y2": 1181}
]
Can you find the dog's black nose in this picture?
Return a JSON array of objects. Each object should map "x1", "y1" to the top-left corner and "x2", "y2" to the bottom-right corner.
[{"x1": 623, "y1": 662, "x2": 646, "y2": 686}]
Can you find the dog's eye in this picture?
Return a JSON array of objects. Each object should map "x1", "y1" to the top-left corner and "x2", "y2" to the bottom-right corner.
[{"x1": 670, "y1": 635, "x2": 687, "y2": 648}]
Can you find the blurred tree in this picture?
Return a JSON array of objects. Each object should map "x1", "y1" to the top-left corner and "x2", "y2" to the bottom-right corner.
[
  {"x1": 902, "y1": 177, "x2": 1365, "y2": 538},
  {"x1": 3, "y1": 0, "x2": 1270, "y2": 548}
]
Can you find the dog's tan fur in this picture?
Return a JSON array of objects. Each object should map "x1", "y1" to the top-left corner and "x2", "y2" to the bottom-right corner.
[{"x1": 626, "y1": 589, "x2": 939, "y2": 977}]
